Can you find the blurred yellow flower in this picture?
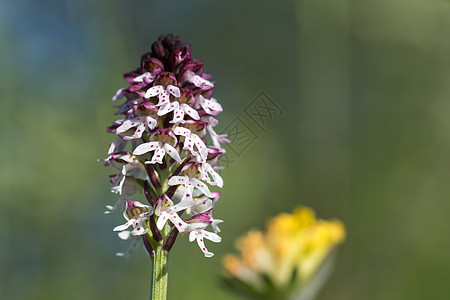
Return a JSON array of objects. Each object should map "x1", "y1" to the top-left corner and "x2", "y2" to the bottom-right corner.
[{"x1": 222, "y1": 206, "x2": 345, "y2": 300}]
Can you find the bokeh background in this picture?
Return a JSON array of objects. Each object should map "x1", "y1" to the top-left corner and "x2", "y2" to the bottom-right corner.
[{"x1": 2, "y1": 0, "x2": 450, "y2": 299}]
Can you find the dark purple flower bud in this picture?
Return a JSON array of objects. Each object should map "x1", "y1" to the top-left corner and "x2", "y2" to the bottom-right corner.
[{"x1": 151, "y1": 40, "x2": 166, "y2": 60}]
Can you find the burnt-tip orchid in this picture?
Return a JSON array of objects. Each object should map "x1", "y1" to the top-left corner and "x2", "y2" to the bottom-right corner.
[{"x1": 100, "y1": 34, "x2": 229, "y2": 300}]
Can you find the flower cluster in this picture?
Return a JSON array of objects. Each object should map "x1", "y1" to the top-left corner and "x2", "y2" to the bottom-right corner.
[
  {"x1": 100, "y1": 34, "x2": 228, "y2": 258},
  {"x1": 222, "y1": 206, "x2": 345, "y2": 299}
]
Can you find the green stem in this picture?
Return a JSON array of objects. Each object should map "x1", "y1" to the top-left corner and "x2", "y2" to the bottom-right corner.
[{"x1": 150, "y1": 247, "x2": 169, "y2": 300}]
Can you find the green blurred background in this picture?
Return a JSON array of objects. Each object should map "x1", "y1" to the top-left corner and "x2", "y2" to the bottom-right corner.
[{"x1": 2, "y1": 0, "x2": 450, "y2": 299}]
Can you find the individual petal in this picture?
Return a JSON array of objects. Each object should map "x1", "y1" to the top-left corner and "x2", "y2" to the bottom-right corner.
[
  {"x1": 199, "y1": 95, "x2": 223, "y2": 116},
  {"x1": 168, "y1": 175, "x2": 189, "y2": 186},
  {"x1": 190, "y1": 199, "x2": 213, "y2": 215},
  {"x1": 170, "y1": 106, "x2": 185, "y2": 124},
  {"x1": 145, "y1": 85, "x2": 164, "y2": 98},
  {"x1": 157, "y1": 211, "x2": 170, "y2": 230},
  {"x1": 182, "y1": 104, "x2": 200, "y2": 120},
  {"x1": 123, "y1": 122, "x2": 146, "y2": 140},
  {"x1": 116, "y1": 118, "x2": 138, "y2": 134},
  {"x1": 202, "y1": 230, "x2": 222, "y2": 243},
  {"x1": 211, "y1": 219, "x2": 224, "y2": 233},
  {"x1": 145, "y1": 116, "x2": 157, "y2": 130},
  {"x1": 191, "y1": 178, "x2": 213, "y2": 197},
  {"x1": 113, "y1": 219, "x2": 134, "y2": 231},
  {"x1": 180, "y1": 184, "x2": 195, "y2": 203},
  {"x1": 133, "y1": 142, "x2": 160, "y2": 155},
  {"x1": 190, "y1": 231, "x2": 214, "y2": 257},
  {"x1": 158, "y1": 101, "x2": 178, "y2": 116},
  {"x1": 173, "y1": 126, "x2": 191, "y2": 137},
  {"x1": 193, "y1": 136, "x2": 209, "y2": 161},
  {"x1": 134, "y1": 72, "x2": 155, "y2": 83},
  {"x1": 167, "y1": 213, "x2": 189, "y2": 232},
  {"x1": 201, "y1": 163, "x2": 224, "y2": 187},
  {"x1": 118, "y1": 230, "x2": 131, "y2": 240},
  {"x1": 157, "y1": 91, "x2": 170, "y2": 106},
  {"x1": 163, "y1": 143, "x2": 181, "y2": 163},
  {"x1": 167, "y1": 85, "x2": 180, "y2": 97},
  {"x1": 185, "y1": 71, "x2": 214, "y2": 90},
  {"x1": 149, "y1": 146, "x2": 166, "y2": 164},
  {"x1": 169, "y1": 199, "x2": 196, "y2": 213},
  {"x1": 131, "y1": 222, "x2": 149, "y2": 236}
]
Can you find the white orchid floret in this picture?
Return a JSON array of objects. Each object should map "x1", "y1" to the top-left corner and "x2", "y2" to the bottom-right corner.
[
  {"x1": 154, "y1": 195, "x2": 194, "y2": 233},
  {"x1": 168, "y1": 163, "x2": 213, "y2": 202},
  {"x1": 157, "y1": 101, "x2": 200, "y2": 123},
  {"x1": 99, "y1": 153, "x2": 145, "y2": 174},
  {"x1": 200, "y1": 116, "x2": 230, "y2": 151},
  {"x1": 198, "y1": 162, "x2": 223, "y2": 188},
  {"x1": 198, "y1": 95, "x2": 223, "y2": 116},
  {"x1": 133, "y1": 129, "x2": 181, "y2": 164},
  {"x1": 113, "y1": 199, "x2": 153, "y2": 236},
  {"x1": 185, "y1": 214, "x2": 222, "y2": 257},
  {"x1": 145, "y1": 84, "x2": 180, "y2": 107},
  {"x1": 174, "y1": 126, "x2": 208, "y2": 162},
  {"x1": 134, "y1": 72, "x2": 156, "y2": 84},
  {"x1": 183, "y1": 70, "x2": 214, "y2": 90},
  {"x1": 116, "y1": 115, "x2": 157, "y2": 140}
]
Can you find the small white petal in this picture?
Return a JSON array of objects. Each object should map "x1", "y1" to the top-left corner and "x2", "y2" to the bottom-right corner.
[
  {"x1": 150, "y1": 147, "x2": 165, "y2": 164},
  {"x1": 134, "y1": 72, "x2": 154, "y2": 83},
  {"x1": 170, "y1": 106, "x2": 185, "y2": 124},
  {"x1": 113, "y1": 219, "x2": 133, "y2": 231},
  {"x1": 167, "y1": 85, "x2": 180, "y2": 97},
  {"x1": 173, "y1": 126, "x2": 190, "y2": 137},
  {"x1": 157, "y1": 212, "x2": 170, "y2": 230},
  {"x1": 168, "y1": 175, "x2": 189, "y2": 186},
  {"x1": 191, "y1": 178, "x2": 213, "y2": 197},
  {"x1": 202, "y1": 231, "x2": 221, "y2": 243},
  {"x1": 158, "y1": 101, "x2": 178, "y2": 116},
  {"x1": 145, "y1": 85, "x2": 164, "y2": 98},
  {"x1": 145, "y1": 116, "x2": 157, "y2": 130},
  {"x1": 189, "y1": 231, "x2": 197, "y2": 242},
  {"x1": 118, "y1": 230, "x2": 131, "y2": 240},
  {"x1": 157, "y1": 91, "x2": 170, "y2": 106},
  {"x1": 168, "y1": 213, "x2": 189, "y2": 232},
  {"x1": 163, "y1": 144, "x2": 181, "y2": 163},
  {"x1": 182, "y1": 104, "x2": 200, "y2": 120},
  {"x1": 133, "y1": 142, "x2": 159, "y2": 155}
]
